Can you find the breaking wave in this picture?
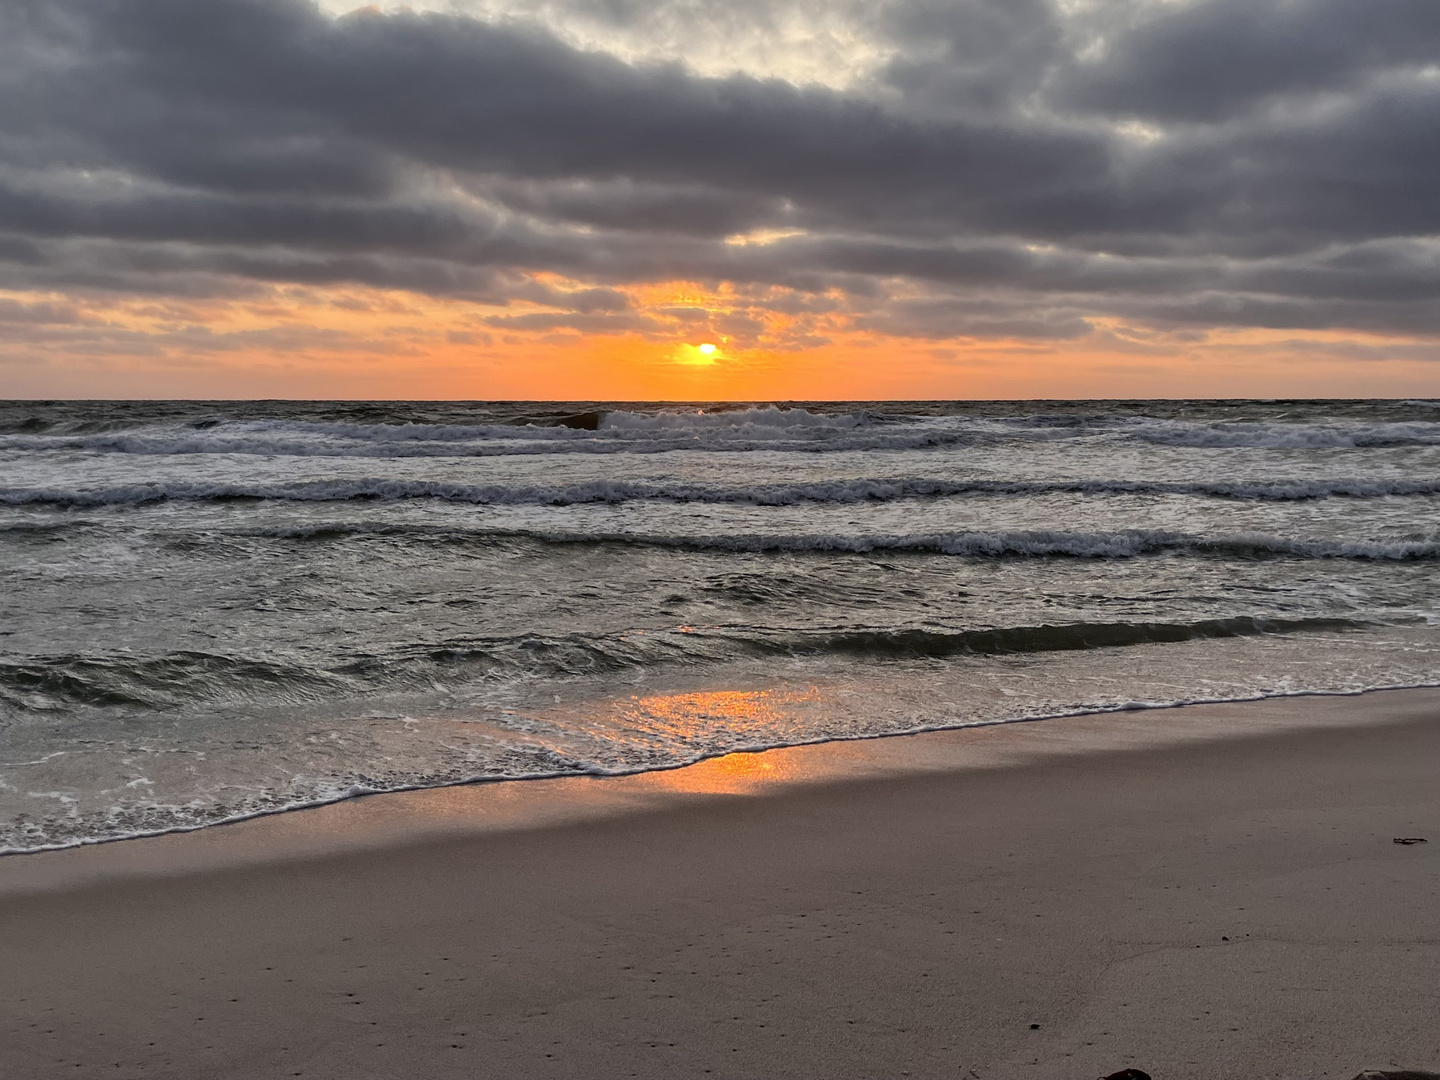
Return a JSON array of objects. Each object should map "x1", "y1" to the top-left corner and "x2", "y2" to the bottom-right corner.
[
  {"x1": 4, "y1": 406, "x2": 1438, "y2": 458},
  {"x1": 6, "y1": 476, "x2": 1439, "y2": 508},
  {"x1": 223, "y1": 522, "x2": 1440, "y2": 560},
  {"x1": 0, "y1": 407, "x2": 941, "y2": 458}
]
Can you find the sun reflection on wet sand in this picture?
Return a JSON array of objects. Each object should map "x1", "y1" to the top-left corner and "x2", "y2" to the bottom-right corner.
[
  {"x1": 614, "y1": 688, "x2": 822, "y2": 794},
  {"x1": 651, "y1": 746, "x2": 801, "y2": 794}
]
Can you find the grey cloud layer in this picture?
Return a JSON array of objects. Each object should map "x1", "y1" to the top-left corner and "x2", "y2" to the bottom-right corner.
[{"x1": 0, "y1": 0, "x2": 1437, "y2": 343}]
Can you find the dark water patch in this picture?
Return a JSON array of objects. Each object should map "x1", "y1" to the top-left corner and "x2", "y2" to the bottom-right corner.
[
  {"x1": 0, "y1": 652, "x2": 351, "y2": 712},
  {"x1": 555, "y1": 410, "x2": 604, "y2": 430},
  {"x1": 0, "y1": 520, "x2": 93, "y2": 540},
  {"x1": 750, "y1": 616, "x2": 1369, "y2": 660},
  {"x1": 700, "y1": 569, "x2": 904, "y2": 607}
]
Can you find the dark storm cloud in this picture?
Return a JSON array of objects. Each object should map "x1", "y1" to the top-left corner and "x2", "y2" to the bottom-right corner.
[
  {"x1": 876, "y1": 0, "x2": 1068, "y2": 117},
  {"x1": 858, "y1": 296, "x2": 1096, "y2": 341},
  {"x1": 1059, "y1": 0, "x2": 1440, "y2": 122},
  {"x1": 4, "y1": 0, "x2": 1106, "y2": 223},
  {"x1": 482, "y1": 179, "x2": 793, "y2": 240},
  {"x1": 0, "y1": 0, "x2": 1436, "y2": 342}
]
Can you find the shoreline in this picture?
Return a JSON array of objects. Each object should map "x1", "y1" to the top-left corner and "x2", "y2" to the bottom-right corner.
[
  {"x1": 4, "y1": 678, "x2": 1438, "y2": 865},
  {"x1": 5, "y1": 688, "x2": 1434, "y2": 898},
  {"x1": 0, "y1": 688, "x2": 1435, "y2": 1078},
  {"x1": 2, "y1": 685, "x2": 1436, "y2": 896}
]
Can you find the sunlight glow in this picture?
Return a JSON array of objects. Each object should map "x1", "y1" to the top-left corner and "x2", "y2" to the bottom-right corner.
[
  {"x1": 325, "y1": 1, "x2": 892, "y2": 91},
  {"x1": 612, "y1": 688, "x2": 823, "y2": 794},
  {"x1": 724, "y1": 228, "x2": 806, "y2": 247},
  {"x1": 674, "y1": 341, "x2": 722, "y2": 365}
]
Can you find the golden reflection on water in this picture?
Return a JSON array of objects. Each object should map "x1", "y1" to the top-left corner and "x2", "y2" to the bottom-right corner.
[{"x1": 616, "y1": 687, "x2": 823, "y2": 794}]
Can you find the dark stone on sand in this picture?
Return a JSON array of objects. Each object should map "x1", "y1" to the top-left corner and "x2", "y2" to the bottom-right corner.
[
  {"x1": 1100, "y1": 1070, "x2": 1152, "y2": 1080},
  {"x1": 1392, "y1": 837, "x2": 1427, "y2": 844},
  {"x1": 1352, "y1": 1071, "x2": 1440, "y2": 1079}
]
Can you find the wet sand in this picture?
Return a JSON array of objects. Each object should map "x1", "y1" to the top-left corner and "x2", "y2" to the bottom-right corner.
[{"x1": 1, "y1": 689, "x2": 1436, "y2": 1079}]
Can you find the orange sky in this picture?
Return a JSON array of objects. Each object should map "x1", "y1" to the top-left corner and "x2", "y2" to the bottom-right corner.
[{"x1": 3, "y1": 281, "x2": 1437, "y2": 400}]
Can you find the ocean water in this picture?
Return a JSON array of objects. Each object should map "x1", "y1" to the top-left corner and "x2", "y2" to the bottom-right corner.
[{"x1": 2, "y1": 398, "x2": 1439, "y2": 852}]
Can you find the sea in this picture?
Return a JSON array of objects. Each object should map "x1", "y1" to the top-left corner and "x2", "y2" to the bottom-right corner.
[{"x1": 2, "y1": 398, "x2": 1438, "y2": 853}]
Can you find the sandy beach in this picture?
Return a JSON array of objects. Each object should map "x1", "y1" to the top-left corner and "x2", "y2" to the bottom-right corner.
[{"x1": 1, "y1": 689, "x2": 1436, "y2": 1080}]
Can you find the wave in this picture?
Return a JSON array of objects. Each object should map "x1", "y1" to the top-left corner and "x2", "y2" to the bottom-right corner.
[
  {"x1": 0, "y1": 616, "x2": 1372, "y2": 714},
  {"x1": 0, "y1": 407, "x2": 948, "y2": 459},
  {"x1": 0, "y1": 520, "x2": 79, "y2": 536},
  {"x1": 0, "y1": 429, "x2": 961, "y2": 458},
  {"x1": 747, "y1": 616, "x2": 1367, "y2": 659},
  {"x1": 6, "y1": 475, "x2": 1440, "y2": 509},
  {"x1": 5, "y1": 406, "x2": 1437, "y2": 458},
  {"x1": 216, "y1": 522, "x2": 1440, "y2": 560},
  {"x1": 525, "y1": 528, "x2": 1440, "y2": 560},
  {"x1": 1129, "y1": 418, "x2": 1440, "y2": 449},
  {"x1": 0, "y1": 651, "x2": 350, "y2": 712}
]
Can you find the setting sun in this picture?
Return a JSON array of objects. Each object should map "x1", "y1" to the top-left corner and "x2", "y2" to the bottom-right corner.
[{"x1": 673, "y1": 340, "x2": 724, "y2": 367}]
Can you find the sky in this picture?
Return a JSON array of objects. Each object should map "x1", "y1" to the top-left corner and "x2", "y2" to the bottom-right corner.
[{"x1": 1, "y1": 0, "x2": 1437, "y2": 399}]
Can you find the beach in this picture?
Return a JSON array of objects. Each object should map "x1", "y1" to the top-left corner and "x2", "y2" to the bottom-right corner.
[
  {"x1": 2, "y1": 688, "x2": 1435, "y2": 1079},
  {"x1": 6, "y1": 0, "x2": 1440, "y2": 1070}
]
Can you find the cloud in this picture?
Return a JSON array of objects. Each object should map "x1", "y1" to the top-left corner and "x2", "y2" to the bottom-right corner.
[
  {"x1": 1058, "y1": 0, "x2": 1440, "y2": 123},
  {"x1": 0, "y1": 0, "x2": 1435, "y2": 355}
]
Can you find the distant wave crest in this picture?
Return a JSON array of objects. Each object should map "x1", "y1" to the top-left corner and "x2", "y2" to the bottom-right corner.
[
  {"x1": 4, "y1": 406, "x2": 1439, "y2": 457},
  {"x1": 1130, "y1": 418, "x2": 1440, "y2": 448}
]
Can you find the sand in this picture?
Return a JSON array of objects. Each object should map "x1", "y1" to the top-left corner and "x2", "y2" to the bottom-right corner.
[{"x1": 1, "y1": 689, "x2": 1436, "y2": 1080}]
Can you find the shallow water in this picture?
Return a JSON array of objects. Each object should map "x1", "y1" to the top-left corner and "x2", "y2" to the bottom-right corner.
[{"x1": 2, "y1": 398, "x2": 1438, "y2": 851}]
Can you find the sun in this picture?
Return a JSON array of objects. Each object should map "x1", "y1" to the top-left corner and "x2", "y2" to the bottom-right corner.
[{"x1": 673, "y1": 341, "x2": 723, "y2": 366}]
